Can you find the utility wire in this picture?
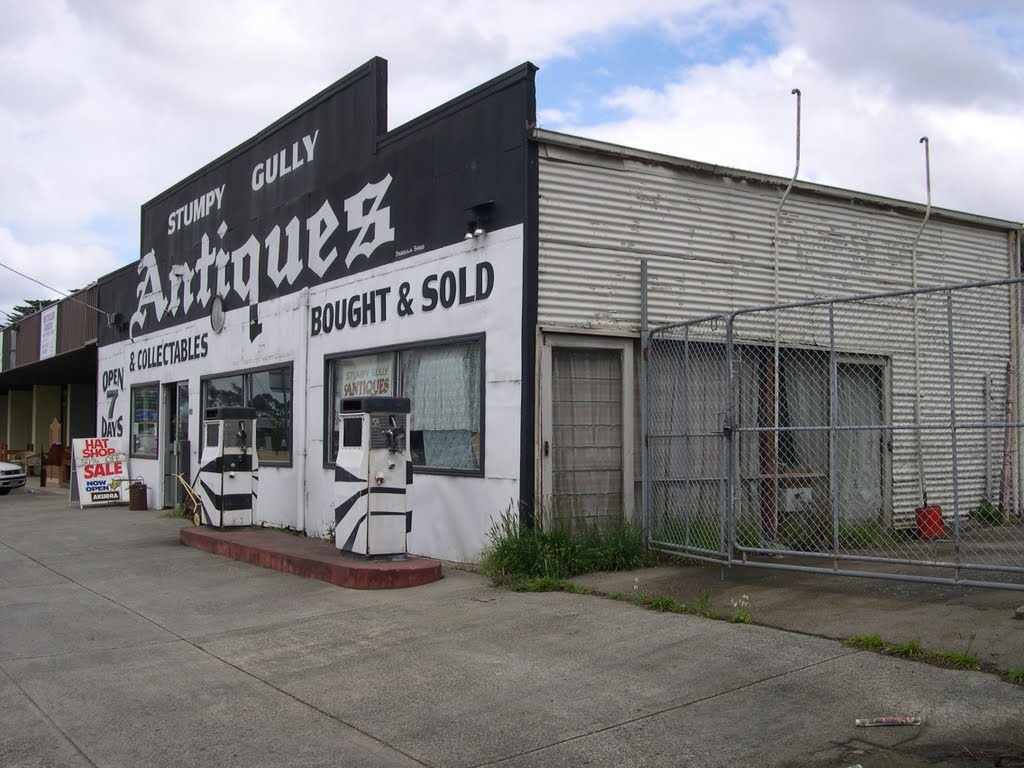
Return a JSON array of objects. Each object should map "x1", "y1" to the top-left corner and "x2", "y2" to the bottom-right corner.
[{"x1": 0, "y1": 260, "x2": 114, "y2": 324}]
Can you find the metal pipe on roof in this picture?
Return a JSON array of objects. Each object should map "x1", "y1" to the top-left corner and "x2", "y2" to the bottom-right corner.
[
  {"x1": 769, "y1": 88, "x2": 800, "y2": 540},
  {"x1": 912, "y1": 137, "x2": 931, "y2": 508}
]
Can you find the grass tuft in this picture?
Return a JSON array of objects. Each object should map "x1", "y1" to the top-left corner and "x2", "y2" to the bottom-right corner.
[
  {"x1": 887, "y1": 639, "x2": 924, "y2": 658},
  {"x1": 480, "y1": 507, "x2": 650, "y2": 585},
  {"x1": 844, "y1": 633, "x2": 887, "y2": 651},
  {"x1": 509, "y1": 577, "x2": 597, "y2": 595},
  {"x1": 928, "y1": 633, "x2": 979, "y2": 670},
  {"x1": 639, "y1": 593, "x2": 686, "y2": 613},
  {"x1": 685, "y1": 588, "x2": 717, "y2": 618},
  {"x1": 928, "y1": 649, "x2": 980, "y2": 670},
  {"x1": 1008, "y1": 666, "x2": 1024, "y2": 684}
]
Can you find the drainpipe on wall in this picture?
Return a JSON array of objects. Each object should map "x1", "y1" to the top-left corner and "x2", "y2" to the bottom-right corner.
[
  {"x1": 910, "y1": 137, "x2": 931, "y2": 509},
  {"x1": 769, "y1": 87, "x2": 801, "y2": 541},
  {"x1": 295, "y1": 288, "x2": 310, "y2": 534},
  {"x1": 1013, "y1": 230, "x2": 1023, "y2": 519}
]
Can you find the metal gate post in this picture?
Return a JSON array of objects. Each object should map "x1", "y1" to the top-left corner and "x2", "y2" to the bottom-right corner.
[
  {"x1": 829, "y1": 302, "x2": 840, "y2": 565},
  {"x1": 640, "y1": 259, "x2": 650, "y2": 542},
  {"x1": 724, "y1": 316, "x2": 737, "y2": 561},
  {"x1": 945, "y1": 289, "x2": 962, "y2": 569}
]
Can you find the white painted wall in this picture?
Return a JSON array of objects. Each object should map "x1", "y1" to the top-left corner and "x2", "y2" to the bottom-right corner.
[{"x1": 97, "y1": 225, "x2": 523, "y2": 563}]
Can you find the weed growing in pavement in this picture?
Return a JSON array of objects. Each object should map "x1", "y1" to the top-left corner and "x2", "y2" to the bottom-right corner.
[
  {"x1": 480, "y1": 506, "x2": 649, "y2": 585},
  {"x1": 728, "y1": 594, "x2": 752, "y2": 624},
  {"x1": 844, "y1": 634, "x2": 887, "y2": 651},
  {"x1": 887, "y1": 639, "x2": 924, "y2": 658},
  {"x1": 509, "y1": 577, "x2": 597, "y2": 595},
  {"x1": 1008, "y1": 666, "x2": 1024, "y2": 684},
  {"x1": 641, "y1": 593, "x2": 686, "y2": 613},
  {"x1": 929, "y1": 633, "x2": 980, "y2": 670},
  {"x1": 686, "y1": 588, "x2": 717, "y2": 619},
  {"x1": 160, "y1": 505, "x2": 188, "y2": 519}
]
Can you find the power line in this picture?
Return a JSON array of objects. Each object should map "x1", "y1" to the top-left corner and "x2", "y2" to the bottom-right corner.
[{"x1": 0, "y1": 260, "x2": 113, "y2": 324}]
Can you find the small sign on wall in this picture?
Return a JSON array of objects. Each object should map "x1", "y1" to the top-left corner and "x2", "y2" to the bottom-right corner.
[
  {"x1": 71, "y1": 437, "x2": 131, "y2": 508},
  {"x1": 40, "y1": 304, "x2": 57, "y2": 360}
]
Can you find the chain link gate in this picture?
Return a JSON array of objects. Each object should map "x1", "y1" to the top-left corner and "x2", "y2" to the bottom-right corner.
[{"x1": 644, "y1": 277, "x2": 1024, "y2": 590}]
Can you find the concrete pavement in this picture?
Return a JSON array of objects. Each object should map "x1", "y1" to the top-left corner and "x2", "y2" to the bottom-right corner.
[
  {"x1": 2, "y1": 486, "x2": 1023, "y2": 767},
  {"x1": 572, "y1": 561, "x2": 1024, "y2": 675}
]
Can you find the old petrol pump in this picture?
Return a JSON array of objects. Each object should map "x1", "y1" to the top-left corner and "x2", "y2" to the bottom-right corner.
[
  {"x1": 196, "y1": 406, "x2": 259, "y2": 527},
  {"x1": 334, "y1": 397, "x2": 412, "y2": 558}
]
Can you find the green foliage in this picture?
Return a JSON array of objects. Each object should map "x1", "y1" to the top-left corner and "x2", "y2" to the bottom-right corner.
[
  {"x1": 3, "y1": 298, "x2": 56, "y2": 326},
  {"x1": 887, "y1": 639, "x2": 923, "y2": 658},
  {"x1": 929, "y1": 634, "x2": 980, "y2": 670},
  {"x1": 970, "y1": 499, "x2": 1005, "y2": 526},
  {"x1": 728, "y1": 594, "x2": 752, "y2": 624},
  {"x1": 480, "y1": 507, "x2": 650, "y2": 585},
  {"x1": 160, "y1": 505, "x2": 188, "y2": 519},
  {"x1": 838, "y1": 522, "x2": 899, "y2": 547},
  {"x1": 928, "y1": 648, "x2": 980, "y2": 670},
  {"x1": 509, "y1": 577, "x2": 596, "y2": 595},
  {"x1": 686, "y1": 588, "x2": 717, "y2": 618},
  {"x1": 844, "y1": 633, "x2": 887, "y2": 651},
  {"x1": 1008, "y1": 666, "x2": 1024, "y2": 684},
  {"x1": 639, "y1": 593, "x2": 686, "y2": 613}
]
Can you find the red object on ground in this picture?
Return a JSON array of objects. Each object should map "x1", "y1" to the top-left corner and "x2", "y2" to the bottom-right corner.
[
  {"x1": 915, "y1": 506, "x2": 946, "y2": 539},
  {"x1": 180, "y1": 526, "x2": 442, "y2": 589}
]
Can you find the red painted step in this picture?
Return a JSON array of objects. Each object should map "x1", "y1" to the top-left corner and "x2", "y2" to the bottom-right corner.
[{"x1": 180, "y1": 526, "x2": 442, "y2": 589}]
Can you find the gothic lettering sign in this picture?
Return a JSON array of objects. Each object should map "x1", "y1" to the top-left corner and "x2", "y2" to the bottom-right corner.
[{"x1": 97, "y1": 58, "x2": 531, "y2": 347}]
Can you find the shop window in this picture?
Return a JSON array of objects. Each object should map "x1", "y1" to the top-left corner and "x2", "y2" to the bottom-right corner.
[
  {"x1": 130, "y1": 384, "x2": 159, "y2": 459},
  {"x1": 203, "y1": 365, "x2": 293, "y2": 465},
  {"x1": 326, "y1": 338, "x2": 483, "y2": 474}
]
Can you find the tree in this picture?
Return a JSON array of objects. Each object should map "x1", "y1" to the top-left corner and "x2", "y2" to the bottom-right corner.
[{"x1": 3, "y1": 298, "x2": 56, "y2": 326}]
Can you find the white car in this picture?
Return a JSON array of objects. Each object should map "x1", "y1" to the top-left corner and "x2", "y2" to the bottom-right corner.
[{"x1": 0, "y1": 461, "x2": 27, "y2": 495}]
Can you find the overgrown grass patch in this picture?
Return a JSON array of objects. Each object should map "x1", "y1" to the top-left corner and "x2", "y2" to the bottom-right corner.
[
  {"x1": 480, "y1": 508, "x2": 650, "y2": 585},
  {"x1": 928, "y1": 648, "x2": 980, "y2": 670},
  {"x1": 1008, "y1": 665, "x2": 1024, "y2": 684},
  {"x1": 509, "y1": 577, "x2": 596, "y2": 595},
  {"x1": 887, "y1": 639, "x2": 924, "y2": 658},
  {"x1": 685, "y1": 588, "x2": 717, "y2": 618},
  {"x1": 637, "y1": 592, "x2": 686, "y2": 613},
  {"x1": 844, "y1": 633, "x2": 887, "y2": 651}
]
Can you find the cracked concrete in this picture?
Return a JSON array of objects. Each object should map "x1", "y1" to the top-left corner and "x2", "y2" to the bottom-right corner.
[{"x1": 2, "y1": 490, "x2": 1022, "y2": 767}]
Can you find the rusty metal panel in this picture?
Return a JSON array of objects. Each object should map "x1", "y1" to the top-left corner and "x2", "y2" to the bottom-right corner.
[
  {"x1": 58, "y1": 286, "x2": 98, "y2": 354},
  {"x1": 537, "y1": 143, "x2": 1012, "y2": 332},
  {"x1": 13, "y1": 314, "x2": 41, "y2": 368}
]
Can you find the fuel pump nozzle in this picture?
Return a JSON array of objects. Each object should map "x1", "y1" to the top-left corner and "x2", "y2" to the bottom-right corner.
[{"x1": 383, "y1": 414, "x2": 402, "y2": 454}]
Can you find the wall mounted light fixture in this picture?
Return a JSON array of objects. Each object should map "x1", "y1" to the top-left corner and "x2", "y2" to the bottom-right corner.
[{"x1": 464, "y1": 200, "x2": 494, "y2": 240}]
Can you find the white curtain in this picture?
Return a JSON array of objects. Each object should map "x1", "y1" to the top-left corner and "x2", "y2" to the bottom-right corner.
[{"x1": 403, "y1": 343, "x2": 480, "y2": 431}]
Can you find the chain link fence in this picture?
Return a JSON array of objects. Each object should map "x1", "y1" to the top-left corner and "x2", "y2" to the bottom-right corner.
[{"x1": 644, "y1": 278, "x2": 1024, "y2": 589}]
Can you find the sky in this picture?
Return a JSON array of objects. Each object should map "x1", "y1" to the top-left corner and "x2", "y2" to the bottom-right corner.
[{"x1": 1, "y1": 0, "x2": 1022, "y2": 322}]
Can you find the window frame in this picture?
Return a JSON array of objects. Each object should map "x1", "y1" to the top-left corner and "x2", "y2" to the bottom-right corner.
[
  {"x1": 200, "y1": 361, "x2": 295, "y2": 467},
  {"x1": 129, "y1": 381, "x2": 161, "y2": 460},
  {"x1": 323, "y1": 332, "x2": 486, "y2": 477}
]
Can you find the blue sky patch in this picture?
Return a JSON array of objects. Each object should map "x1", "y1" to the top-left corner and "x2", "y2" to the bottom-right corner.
[{"x1": 536, "y1": 12, "x2": 780, "y2": 128}]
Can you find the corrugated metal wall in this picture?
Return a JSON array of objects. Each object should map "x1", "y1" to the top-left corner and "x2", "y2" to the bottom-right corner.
[
  {"x1": 3, "y1": 288, "x2": 98, "y2": 370},
  {"x1": 537, "y1": 137, "x2": 1018, "y2": 524},
  {"x1": 58, "y1": 286, "x2": 98, "y2": 354},
  {"x1": 13, "y1": 314, "x2": 40, "y2": 368},
  {"x1": 537, "y1": 142, "x2": 1012, "y2": 329}
]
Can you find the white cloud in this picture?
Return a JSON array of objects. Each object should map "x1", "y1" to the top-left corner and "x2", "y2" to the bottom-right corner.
[
  {"x1": 570, "y1": 4, "x2": 1024, "y2": 222},
  {"x1": 0, "y1": 228, "x2": 123, "y2": 320},
  {"x1": 0, "y1": 0, "x2": 1021, "y2": 322}
]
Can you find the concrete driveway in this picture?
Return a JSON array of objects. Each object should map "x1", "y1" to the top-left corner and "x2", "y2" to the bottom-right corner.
[{"x1": 2, "y1": 488, "x2": 1023, "y2": 767}]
